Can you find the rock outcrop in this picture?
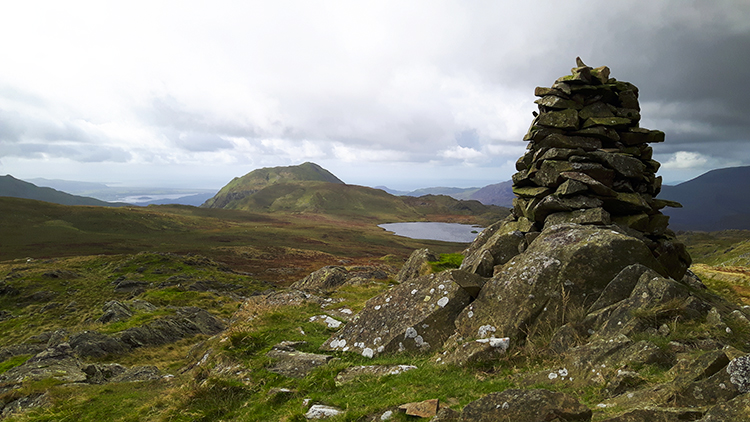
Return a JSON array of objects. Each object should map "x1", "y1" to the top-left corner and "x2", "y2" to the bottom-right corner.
[{"x1": 321, "y1": 270, "x2": 474, "y2": 358}]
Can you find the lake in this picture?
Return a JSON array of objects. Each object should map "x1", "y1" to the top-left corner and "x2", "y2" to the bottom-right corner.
[{"x1": 378, "y1": 222, "x2": 483, "y2": 243}]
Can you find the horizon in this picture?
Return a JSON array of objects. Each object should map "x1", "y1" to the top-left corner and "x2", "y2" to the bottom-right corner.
[{"x1": 7, "y1": 159, "x2": 733, "y2": 195}]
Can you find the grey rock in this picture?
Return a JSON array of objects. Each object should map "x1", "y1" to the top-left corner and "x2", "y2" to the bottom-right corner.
[
  {"x1": 727, "y1": 354, "x2": 750, "y2": 393},
  {"x1": 291, "y1": 266, "x2": 348, "y2": 291},
  {"x1": 397, "y1": 249, "x2": 438, "y2": 282},
  {"x1": 117, "y1": 307, "x2": 225, "y2": 348},
  {"x1": 69, "y1": 330, "x2": 131, "y2": 358},
  {"x1": 322, "y1": 270, "x2": 473, "y2": 358},
  {"x1": 266, "y1": 342, "x2": 334, "y2": 378},
  {"x1": 98, "y1": 300, "x2": 133, "y2": 324},
  {"x1": 455, "y1": 224, "x2": 666, "y2": 346},
  {"x1": 460, "y1": 389, "x2": 591, "y2": 421}
]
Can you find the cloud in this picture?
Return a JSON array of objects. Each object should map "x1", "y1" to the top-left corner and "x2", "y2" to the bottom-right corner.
[
  {"x1": 438, "y1": 146, "x2": 483, "y2": 162},
  {"x1": 0, "y1": 1, "x2": 749, "y2": 187},
  {"x1": 662, "y1": 151, "x2": 709, "y2": 169}
]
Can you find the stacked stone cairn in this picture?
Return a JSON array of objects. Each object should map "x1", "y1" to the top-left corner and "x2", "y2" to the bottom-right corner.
[{"x1": 510, "y1": 57, "x2": 690, "y2": 280}]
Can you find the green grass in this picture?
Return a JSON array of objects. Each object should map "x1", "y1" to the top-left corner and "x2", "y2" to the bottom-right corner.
[
  {"x1": 0, "y1": 355, "x2": 32, "y2": 374},
  {"x1": 428, "y1": 253, "x2": 464, "y2": 273}
]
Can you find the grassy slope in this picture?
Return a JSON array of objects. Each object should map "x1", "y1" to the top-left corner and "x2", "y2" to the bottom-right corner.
[
  {"x1": 0, "y1": 197, "x2": 470, "y2": 284},
  {"x1": 2, "y1": 216, "x2": 750, "y2": 420},
  {"x1": 678, "y1": 230, "x2": 750, "y2": 306}
]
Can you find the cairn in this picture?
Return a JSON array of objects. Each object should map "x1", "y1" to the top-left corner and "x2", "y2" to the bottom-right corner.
[{"x1": 506, "y1": 58, "x2": 690, "y2": 280}]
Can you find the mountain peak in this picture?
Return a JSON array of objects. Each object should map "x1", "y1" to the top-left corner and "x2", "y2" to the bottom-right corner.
[{"x1": 202, "y1": 162, "x2": 344, "y2": 209}]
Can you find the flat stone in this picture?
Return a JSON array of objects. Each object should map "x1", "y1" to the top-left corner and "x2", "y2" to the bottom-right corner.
[
  {"x1": 602, "y1": 192, "x2": 652, "y2": 214},
  {"x1": 533, "y1": 195, "x2": 604, "y2": 222},
  {"x1": 589, "y1": 151, "x2": 647, "y2": 179},
  {"x1": 560, "y1": 172, "x2": 617, "y2": 196},
  {"x1": 612, "y1": 213, "x2": 650, "y2": 231},
  {"x1": 614, "y1": 108, "x2": 641, "y2": 122},
  {"x1": 536, "y1": 133, "x2": 602, "y2": 151},
  {"x1": 266, "y1": 346, "x2": 335, "y2": 378},
  {"x1": 573, "y1": 126, "x2": 621, "y2": 142},
  {"x1": 620, "y1": 128, "x2": 664, "y2": 145},
  {"x1": 532, "y1": 160, "x2": 575, "y2": 187},
  {"x1": 555, "y1": 179, "x2": 589, "y2": 197},
  {"x1": 545, "y1": 208, "x2": 611, "y2": 227},
  {"x1": 538, "y1": 147, "x2": 585, "y2": 162},
  {"x1": 537, "y1": 109, "x2": 580, "y2": 130},
  {"x1": 578, "y1": 102, "x2": 614, "y2": 120},
  {"x1": 305, "y1": 405, "x2": 343, "y2": 419},
  {"x1": 648, "y1": 214, "x2": 670, "y2": 235},
  {"x1": 535, "y1": 87, "x2": 571, "y2": 98},
  {"x1": 582, "y1": 116, "x2": 633, "y2": 129},
  {"x1": 535, "y1": 95, "x2": 582, "y2": 110},
  {"x1": 398, "y1": 399, "x2": 439, "y2": 418},
  {"x1": 460, "y1": 389, "x2": 592, "y2": 422},
  {"x1": 512, "y1": 185, "x2": 552, "y2": 199}
]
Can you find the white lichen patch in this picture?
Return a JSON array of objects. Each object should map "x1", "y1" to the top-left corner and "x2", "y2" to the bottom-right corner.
[
  {"x1": 329, "y1": 338, "x2": 346, "y2": 349},
  {"x1": 309, "y1": 315, "x2": 342, "y2": 328},
  {"x1": 404, "y1": 327, "x2": 418, "y2": 338},
  {"x1": 362, "y1": 348, "x2": 374, "y2": 358},
  {"x1": 478, "y1": 324, "x2": 497, "y2": 338}
]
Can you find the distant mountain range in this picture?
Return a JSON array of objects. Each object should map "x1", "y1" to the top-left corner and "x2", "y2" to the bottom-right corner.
[
  {"x1": 377, "y1": 181, "x2": 515, "y2": 207},
  {"x1": 660, "y1": 166, "x2": 750, "y2": 231}
]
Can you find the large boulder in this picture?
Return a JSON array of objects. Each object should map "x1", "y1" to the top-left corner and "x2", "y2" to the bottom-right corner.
[
  {"x1": 291, "y1": 266, "x2": 349, "y2": 291},
  {"x1": 454, "y1": 224, "x2": 666, "y2": 346},
  {"x1": 396, "y1": 249, "x2": 438, "y2": 282},
  {"x1": 460, "y1": 218, "x2": 533, "y2": 277},
  {"x1": 321, "y1": 270, "x2": 474, "y2": 358}
]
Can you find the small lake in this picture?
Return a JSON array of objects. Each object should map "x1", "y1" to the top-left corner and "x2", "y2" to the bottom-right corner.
[{"x1": 378, "y1": 222, "x2": 483, "y2": 243}]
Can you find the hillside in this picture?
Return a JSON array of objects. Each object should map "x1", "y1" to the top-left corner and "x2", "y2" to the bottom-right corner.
[
  {"x1": 468, "y1": 180, "x2": 514, "y2": 207},
  {"x1": 661, "y1": 166, "x2": 750, "y2": 231},
  {"x1": 202, "y1": 162, "x2": 344, "y2": 209},
  {"x1": 0, "y1": 175, "x2": 125, "y2": 207},
  {"x1": 202, "y1": 163, "x2": 509, "y2": 224}
]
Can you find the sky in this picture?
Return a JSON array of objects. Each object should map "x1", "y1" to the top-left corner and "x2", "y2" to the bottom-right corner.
[{"x1": 1, "y1": 1, "x2": 749, "y2": 191}]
